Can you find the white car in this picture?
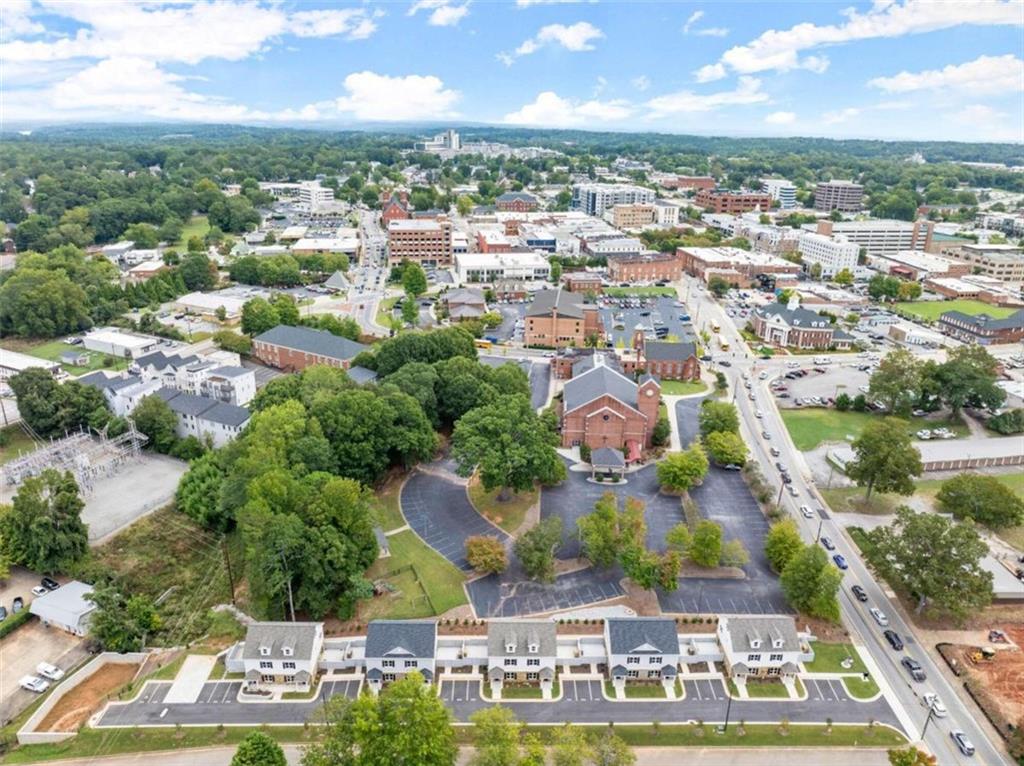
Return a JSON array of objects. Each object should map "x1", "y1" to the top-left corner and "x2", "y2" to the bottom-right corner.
[
  {"x1": 869, "y1": 608, "x2": 889, "y2": 627},
  {"x1": 799, "y1": 505, "x2": 814, "y2": 519},
  {"x1": 923, "y1": 693, "x2": 947, "y2": 718},
  {"x1": 786, "y1": 485, "x2": 799, "y2": 497},
  {"x1": 20, "y1": 675, "x2": 49, "y2": 693},
  {"x1": 31, "y1": 586, "x2": 48, "y2": 597},
  {"x1": 758, "y1": 371, "x2": 769, "y2": 380},
  {"x1": 37, "y1": 662, "x2": 64, "y2": 681},
  {"x1": 755, "y1": 410, "x2": 763, "y2": 418}
]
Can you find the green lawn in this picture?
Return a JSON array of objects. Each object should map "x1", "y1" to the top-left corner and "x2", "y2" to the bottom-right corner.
[
  {"x1": 176, "y1": 215, "x2": 211, "y2": 248},
  {"x1": 604, "y1": 286, "x2": 677, "y2": 297},
  {"x1": 843, "y1": 676, "x2": 881, "y2": 700},
  {"x1": 744, "y1": 679, "x2": 794, "y2": 699},
  {"x1": 583, "y1": 723, "x2": 904, "y2": 748},
  {"x1": 824, "y1": 473, "x2": 1024, "y2": 518},
  {"x1": 25, "y1": 340, "x2": 130, "y2": 375},
  {"x1": 375, "y1": 296, "x2": 400, "y2": 327},
  {"x1": 493, "y1": 680, "x2": 561, "y2": 700},
  {"x1": 895, "y1": 299, "x2": 1017, "y2": 322},
  {"x1": 804, "y1": 643, "x2": 868, "y2": 675},
  {"x1": 780, "y1": 408, "x2": 967, "y2": 451},
  {"x1": 604, "y1": 681, "x2": 668, "y2": 699},
  {"x1": 659, "y1": 379, "x2": 708, "y2": 396},
  {"x1": 0, "y1": 424, "x2": 37, "y2": 465},
  {"x1": 467, "y1": 477, "x2": 536, "y2": 534},
  {"x1": 362, "y1": 529, "x2": 466, "y2": 620},
  {"x1": 373, "y1": 476, "x2": 407, "y2": 532}
]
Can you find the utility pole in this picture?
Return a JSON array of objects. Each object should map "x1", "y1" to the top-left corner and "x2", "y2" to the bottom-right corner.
[
  {"x1": 920, "y1": 703, "x2": 936, "y2": 739},
  {"x1": 815, "y1": 518, "x2": 824, "y2": 542},
  {"x1": 777, "y1": 482, "x2": 785, "y2": 505},
  {"x1": 721, "y1": 686, "x2": 734, "y2": 733},
  {"x1": 221, "y1": 537, "x2": 236, "y2": 606}
]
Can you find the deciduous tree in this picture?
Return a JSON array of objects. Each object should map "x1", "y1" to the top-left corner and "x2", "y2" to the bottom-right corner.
[
  {"x1": 846, "y1": 418, "x2": 922, "y2": 500},
  {"x1": 1, "y1": 469, "x2": 88, "y2": 573},
  {"x1": 88, "y1": 583, "x2": 161, "y2": 653},
  {"x1": 780, "y1": 545, "x2": 841, "y2": 621},
  {"x1": 868, "y1": 349, "x2": 922, "y2": 417},
  {"x1": 132, "y1": 395, "x2": 180, "y2": 454},
  {"x1": 688, "y1": 520, "x2": 723, "y2": 568},
  {"x1": 936, "y1": 472, "x2": 1024, "y2": 529},
  {"x1": 402, "y1": 262, "x2": 428, "y2": 298},
  {"x1": 231, "y1": 731, "x2": 287, "y2": 766},
  {"x1": 466, "y1": 535, "x2": 508, "y2": 575},
  {"x1": 577, "y1": 492, "x2": 620, "y2": 569},
  {"x1": 513, "y1": 516, "x2": 563, "y2": 583},
  {"x1": 764, "y1": 519, "x2": 803, "y2": 573},
  {"x1": 656, "y1": 444, "x2": 709, "y2": 493},
  {"x1": 698, "y1": 400, "x2": 739, "y2": 436},
  {"x1": 469, "y1": 706, "x2": 521, "y2": 766},
  {"x1": 703, "y1": 430, "x2": 747, "y2": 466}
]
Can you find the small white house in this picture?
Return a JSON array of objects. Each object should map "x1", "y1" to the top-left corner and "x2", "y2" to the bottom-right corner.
[
  {"x1": 487, "y1": 620, "x2": 557, "y2": 699},
  {"x1": 29, "y1": 581, "x2": 95, "y2": 636},
  {"x1": 364, "y1": 620, "x2": 437, "y2": 694},
  {"x1": 240, "y1": 622, "x2": 324, "y2": 691},
  {"x1": 717, "y1": 615, "x2": 811, "y2": 679},
  {"x1": 604, "y1": 617, "x2": 680, "y2": 687}
]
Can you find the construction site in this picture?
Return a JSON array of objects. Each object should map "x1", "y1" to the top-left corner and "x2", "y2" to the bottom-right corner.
[{"x1": 1, "y1": 424, "x2": 187, "y2": 543}]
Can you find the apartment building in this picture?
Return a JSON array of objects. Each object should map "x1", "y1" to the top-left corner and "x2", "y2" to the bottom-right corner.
[
  {"x1": 364, "y1": 620, "x2": 438, "y2": 692},
  {"x1": 387, "y1": 217, "x2": 454, "y2": 266},
  {"x1": 486, "y1": 621, "x2": 557, "y2": 696},
  {"x1": 813, "y1": 180, "x2": 863, "y2": 212},
  {"x1": 806, "y1": 219, "x2": 933, "y2": 257},
  {"x1": 572, "y1": 183, "x2": 655, "y2": 217},
  {"x1": 796, "y1": 231, "x2": 859, "y2": 278},
  {"x1": 762, "y1": 179, "x2": 797, "y2": 209},
  {"x1": 943, "y1": 243, "x2": 1024, "y2": 283},
  {"x1": 695, "y1": 189, "x2": 773, "y2": 214},
  {"x1": 155, "y1": 387, "x2": 251, "y2": 447},
  {"x1": 604, "y1": 617, "x2": 680, "y2": 685},
  {"x1": 607, "y1": 203, "x2": 657, "y2": 229},
  {"x1": 654, "y1": 199, "x2": 681, "y2": 226},
  {"x1": 298, "y1": 181, "x2": 334, "y2": 209},
  {"x1": 718, "y1": 616, "x2": 810, "y2": 680},
  {"x1": 656, "y1": 175, "x2": 716, "y2": 191},
  {"x1": 607, "y1": 251, "x2": 682, "y2": 282},
  {"x1": 939, "y1": 308, "x2": 1024, "y2": 345},
  {"x1": 252, "y1": 325, "x2": 367, "y2": 372},
  {"x1": 495, "y1": 191, "x2": 539, "y2": 213},
  {"x1": 237, "y1": 622, "x2": 324, "y2": 691},
  {"x1": 524, "y1": 288, "x2": 602, "y2": 348}
]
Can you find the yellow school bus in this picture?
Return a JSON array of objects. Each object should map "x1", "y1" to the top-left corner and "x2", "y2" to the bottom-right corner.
[
  {"x1": 474, "y1": 339, "x2": 493, "y2": 350},
  {"x1": 719, "y1": 337, "x2": 730, "y2": 352}
]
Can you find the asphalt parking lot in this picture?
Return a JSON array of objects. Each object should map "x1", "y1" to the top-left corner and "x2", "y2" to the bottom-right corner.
[
  {"x1": 683, "y1": 678, "x2": 728, "y2": 701},
  {"x1": 490, "y1": 305, "x2": 527, "y2": 343},
  {"x1": 467, "y1": 564, "x2": 625, "y2": 618},
  {"x1": 241, "y1": 359, "x2": 284, "y2": 388},
  {"x1": 805, "y1": 677, "x2": 852, "y2": 703},
  {"x1": 599, "y1": 297, "x2": 696, "y2": 347},
  {"x1": 772, "y1": 365, "x2": 871, "y2": 409}
]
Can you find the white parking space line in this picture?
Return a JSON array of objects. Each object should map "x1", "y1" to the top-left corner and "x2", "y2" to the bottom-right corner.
[{"x1": 694, "y1": 681, "x2": 704, "y2": 700}]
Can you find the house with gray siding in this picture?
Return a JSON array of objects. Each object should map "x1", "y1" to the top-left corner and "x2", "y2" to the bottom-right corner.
[
  {"x1": 364, "y1": 620, "x2": 437, "y2": 693},
  {"x1": 486, "y1": 621, "x2": 557, "y2": 699},
  {"x1": 603, "y1": 617, "x2": 680, "y2": 687},
  {"x1": 239, "y1": 622, "x2": 324, "y2": 691}
]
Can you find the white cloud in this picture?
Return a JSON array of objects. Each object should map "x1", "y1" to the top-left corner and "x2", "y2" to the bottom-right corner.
[
  {"x1": 288, "y1": 9, "x2": 380, "y2": 39},
  {"x1": 682, "y1": 10, "x2": 704, "y2": 34},
  {"x1": 822, "y1": 107, "x2": 861, "y2": 125},
  {"x1": 765, "y1": 111, "x2": 797, "y2": 125},
  {"x1": 515, "y1": 0, "x2": 588, "y2": 6},
  {"x1": 408, "y1": 0, "x2": 470, "y2": 27},
  {"x1": 694, "y1": 63, "x2": 727, "y2": 83},
  {"x1": 645, "y1": 76, "x2": 769, "y2": 117},
  {"x1": 868, "y1": 53, "x2": 1024, "y2": 96},
  {"x1": 949, "y1": 104, "x2": 1021, "y2": 141},
  {"x1": 500, "y1": 21, "x2": 603, "y2": 63},
  {"x1": 695, "y1": 27, "x2": 730, "y2": 37},
  {"x1": 632, "y1": 75, "x2": 651, "y2": 92},
  {"x1": 1, "y1": 0, "x2": 44, "y2": 40},
  {"x1": 702, "y1": 0, "x2": 1022, "y2": 78},
  {"x1": 504, "y1": 91, "x2": 632, "y2": 127},
  {"x1": 593, "y1": 75, "x2": 607, "y2": 97},
  {"x1": 335, "y1": 71, "x2": 460, "y2": 121},
  {"x1": 683, "y1": 10, "x2": 729, "y2": 37}
]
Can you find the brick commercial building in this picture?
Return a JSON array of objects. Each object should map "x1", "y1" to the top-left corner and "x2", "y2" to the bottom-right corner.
[
  {"x1": 524, "y1": 288, "x2": 602, "y2": 348},
  {"x1": 694, "y1": 189, "x2": 773, "y2": 214},
  {"x1": 495, "y1": 191, "x2": 539, "y2": 213},
  {"x1": 380, "y1": 191, "x2": 411, "y2": 226},
  {"x1": 476, "y1": 229, "x2": 513, "y2": 253},
  {"x1": 607, "y1": 251, "x2": 682, "y2": 282},
  {"x1": 559, "y1": 354, "x2": 661, "y2": 452},
  {"x1": 608, "y1": 204, "x2": 657, "y2": 230},
  {"x1": 751, "y1": 298, "x2": 853, "y2": 350},
  {"x1": 562, "y1": 272, "x2": 604, "y2": 294},
  {"x1": 253, "y1": 325, "x2": 367, "y2": 371},
  {"x1": 624, "y1": 332, "x2": 699, "y2": 381},
  {"x1": 813, "y1": 181, "x2": 864, "y2": 212},
  {"x1": 387, "y1": 217, "x2": 454, "y2": 267},
  {"x1": 659, "y1": 175, "x2": 716, "y2": 191},
  {"x1": 939, "y1": 308, "x2": 1024, "y2": 345},
  {"x1": 677, "y1": 246, "x2": 800, "y2": 287},
  {"x1": 942, "y1": 243, "x2": 1024, "y2": 284}
]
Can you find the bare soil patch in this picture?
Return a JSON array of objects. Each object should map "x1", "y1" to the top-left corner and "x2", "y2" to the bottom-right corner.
[
  {"x1": 952, "y1": 625, "x2": 1024, "y2": 724},
  {"x1": 39, "y1": 662, "x2": 141, "y2": 732}
]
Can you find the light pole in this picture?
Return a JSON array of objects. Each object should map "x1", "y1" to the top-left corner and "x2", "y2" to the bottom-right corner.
[
  {"x1": 815, "y1": 518, "x2": 824, "y2": 542},
  {"x1": 920, "y1": 701, "x2": 936, "y2": 740},
  {"x1": 721, "y1": 686, "x2": 734, "y2": 733},
  {"x1": 777, "y1": 482, "x2": 785, "y2": 506}
]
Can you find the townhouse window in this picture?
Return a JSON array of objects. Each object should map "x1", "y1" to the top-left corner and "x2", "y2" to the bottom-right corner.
[
  {"x1": 627, "y1": 670, "x2": 639, "y2": 678},
  {"x1": 261, "y1": 674, "x2": 274, "y2": 684},
  {"x1": 283, "y1": 675, "x2": 295, "y2": 684},
  {"x1": 259, "y1": 661, "x2": 273, "y2": 669},
  {"x1": 769, "y1": 654, "x2": 783, "y2": 662},
  {"x1": 505, "y1": 659, "x2": 517, "y2": 666},
  {"x1": 747, "y1": 654, "x2": 761, "y2": 662},
  {"x1": 527, "y1": 659, "x2": 540, "y2": 667},
  {"x1": 526, "y1": 672, "x2": 539, "y2": 681},
  {"x1": 382, "y1": 660, "x2": 395, "y2": 668},
  {"x1": 626, "y1": 656, "x2": 640, "y2": 665},
  {"x1": 505, "y1": 672, "x2": 516, "y2": 681},
  {"x1": 383, "y1": 673, "x2": 396, "y2": 682},
  {"x1": 648, "y1": 657, "x2": 660, "y2": 664},
  {"x1": 283, "y1": 661, "x2": 296, "y2": 670},
  {"x1": 404, "y1": 660, "x2": 418, "y2": 668}
]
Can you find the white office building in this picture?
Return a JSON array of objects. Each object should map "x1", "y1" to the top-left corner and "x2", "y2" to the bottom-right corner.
[
  {"x1": 762, "y1": 179, "x2": 797, "y2": 209},
  {"x1": 572, "y1": 183, "x2": 656, "y2": 217},
  {"x1": 797, "y1": 231, "x2": 859, "y2": 277},
  {"x1": 298, "y1": 182, "x2": 334, "y2": 209},
  {"x1": 455, "y1": 251, "x2": 551, "y2": 283},
  {"x1": 802, "y1": 220, "x2": 932, "y2": 257}
]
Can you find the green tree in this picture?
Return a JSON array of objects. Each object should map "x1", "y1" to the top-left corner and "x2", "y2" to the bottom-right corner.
[
  {"x1": 551, "y1": 724, "x2": 592, "y2": 766},
  {"x1": 935, "y1": 344, "x2": 1005, "y2": 413},
  {"x1": 688, "y1": 520, "x2": 723, "y2": 567},
  {"x1": 123, "y1": 222, "x2": 159, "y2": 248},
  {"x1": 846, "y1": 418, "x2": 922, "y2": 500},
  {"x1": 271, "y1": 294, "x2": 300, "y2": 326},
  {"x1": 698, "y1": 400, "x2": 739, "y2": 436},
  {"x1": 764, "y1": 519, "x2": 803, "y2": 573},
  {"x1": 513, "y1": 516, "x2": 563, "y2": 583},
  {"x1": 519, "y1": 733, "x2": 547, "y2": 766},
  {"x1": 936, "y1": 473, "x2": 1024, "y2": 529},
  {"x1": 780, "y1": 545, "x2": 841, "y2": 621},
  {"x1": 214, "y1": 329, "x2": 253, "y2": 355},
  {"x1": 8, "y1": 368, "x2": 111, "y2": 438},
  {"x1": 302, "y1": 673, "x2": 457, "y2": 766},
  {"x1": 240, "y1": 298, "x2": 280, "y2": 336},
  {"x1": 577, "y1": 492, "x2": 621, "y2": 569},
  {"x1": 707, "y1": 276, "x2": 731, "y2": 298},
  {"x1": 868, "y1": 349, "x2": 921, "y2": 416},
  {"x1": 656, "y1": 444, "x2": 709, "y2": 493},
  {"x1": 402, "y1": 262, "x2": 428, "y2": 298},
  {"x1": 469, "y1": 706, "x2": 521, "y2": 766},
  {"x1": 703, "y1": 430, "x2": 747, "y2": 466},
  {"x1": 131, "y1": 395, "x2": 180, "y2": 453},
  {"x1": 719, "y1": 539, "x2": 749, "y2": 567},
  {"x1": 665, "y1": 523, "x2": 692, "y2": 554},
  {"x1": 0, "y1": 268, "x2": 91, "y2": 338},
  {"x1": 452, "y1": 396, "x2": 565, "y2": 500},
  {"x1": 866, "y1": 506, "x2": 992, "y2": 620},
  {"x1": 833, "y1": 268, "x2": 854, "y2": 286},
  {"x1": 834, "y1": 392, "x2": 852, "y2": 411},
  {"x1": 88, "y1": 583, "x2": 161, "y2": 652},
  {"x1": 591, "y1": 730, "x2": 636, "y2": 766},
  {"x1": 1, "y1": 469, "x2": 88, "y2": 573},
  {"x1": 456, "y1": 195, "x2": 474, "y2": 217},
  {"x1": 402, "y1": 297, "x2": 419, "y2": 326},
  {"x1": 887, "y1": 746, "x2": 936, "y2": 766},
  {"x1": 231, "y1": 731, "x2": 287, "y2": 766},
  {"x1": 176, "y1": 452, "x2": 228, "y2": 530},
  {"x1": 465, "y1": 535, "x2": 508, "y2": 575},
  {"x1": 180, "y1": 253, "x2": 216, "y2": 291}
]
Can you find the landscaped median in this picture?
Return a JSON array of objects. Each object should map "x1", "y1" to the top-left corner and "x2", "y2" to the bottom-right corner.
[
  {"x1": 803, "y1": 642, "x2": 881, "y2": 701},
  {"x1": 466, "y1": 474, "x2": 537, "y2": 534}
]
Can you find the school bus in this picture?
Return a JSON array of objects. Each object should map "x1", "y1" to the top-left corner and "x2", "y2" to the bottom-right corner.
[
  {"x1": 474, "y1": 339, "x2": 493, "y2": 350},
  {"x1": 710, "y1": 321, "x2": 721, "y2": 333},
  {"x1": 718, "y1": 337, "x2": 730, "y2": 352}
]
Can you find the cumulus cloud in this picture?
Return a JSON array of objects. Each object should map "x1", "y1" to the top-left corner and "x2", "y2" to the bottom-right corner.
[
  {"x1": 868, "y1": 53, "x2": 1024, "y2": 96},
  {"x1": 765, "y1": 111, "x2": 797, "y2": 125},
  {"x1": 645, "y1": 76, "x2": 769, "y2": 117},
  {"x1": 1, "y1": 0, "x2": 44, "y2": 40},
  {"x1": 499, "y1": 21, "x2": 603, "y2": 64},
  {"x1": 822, "y1": 107, "x2": 861, "y2": 125},
  {"x1": 700, "y1": 0, "x2": 1021, "y2": 78},
  {"x1": 335, "y1": 71, "x2": 460, "y2": 121},
  {"x1": 408, "y1": 0, "x2": 470, "y2": 27},
  {"x1": 504, "y1": 91, "x2": 632, "y2": 127},
  {"x1": 694, "y1": 63, "x2": 727, "y2": 83}
]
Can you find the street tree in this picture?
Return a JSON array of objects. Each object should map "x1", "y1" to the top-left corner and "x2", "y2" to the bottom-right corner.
[
  {"x1": 833, "y1": 268, "x2": 854, "y2": 286},
  {"x1": 866, "y1": 507, "x2": 992, "y2": 621},
  {"x1": 707, "y1": 276, "x2": 730, "y2": 298},
  {"x1": 764, "y1": 519, "x2": 803, "y2": 573},
  {"x1": 868, "y1": 349, "x2": 922, "y2": 416},
  {"x1": 846, "y1": 418, "x2": 922, "y2": 500},
  {"x1": 469, "y1": 706, "x2": 521, "y2": 766},
  {"x1": 89, "y1": 583, "x2": 161, "y2": 653},
  {"x1": 1, "y1": 469, "x2": 88, "y2": 573},
  {"x1": 934, "y1": 344, "x2": 1005, "y2": 413},
  {"x1": 656, "y1": 444, "x2": 709, "y2": 493},
  {"x1": 936, "y1": 472, "x2": 1024, "y2": 529},
  {"x1": 780, "y1": 545, "x2": 841, "y2": 621},
  {"x1": 551, "y1": 724, "x2": 592, "y2": 766},
  {"x1": 270, "y1": 294, "x2": 300, "y2": 326},
  {"x1": 703, "y1": 430, "x2": 747, "y2": 466},
  {"x1": 231, "y1": 731, "x2": 287, "y2": 766},
  {"x1": 887, "y1": 746, "x2": 937, "y2": 766},
  {"x1": 591, "y1": 730, "x2": 636, "y2": 766},
  {"x1": 465, "y1": 535, "x2": 508, "y2": 575},
  {"x1": 402, "y1": 262, "x2": 428, "y2": 298},
  {"x1": 688, "y1": 520, "x2": 723, "y2": 568},
  {"x1": 698, "y1": 400, "x2": 739, "y2": 436},
  {"x1": 513, "y1": 516, "x2": 563, "y2": 583},
  {"x1": 577, "y1": 492, "x2": 620, "y2": 569},
  {"x1": 302, "y1": 673, "x2": 457, "y2": 766},
  {"x1": 401, "y1": 297, "x2": 419, "y2": 326},
  {"x1": 451, "y1": 396, "x2": 565, "y2": 501}
]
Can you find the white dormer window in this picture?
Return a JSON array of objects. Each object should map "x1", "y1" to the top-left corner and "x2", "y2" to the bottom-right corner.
[
  {"x1": 772, "y1": 638, "x2": 784, "y2": 649},
  {"x1": 259, "y1": 646, "x2": 270, "y2": 656},
  {"x1": 750, "y1": 639, "x2": 762, "y2": 649},
  {"x1": 506, "y1": 642, "x2": 516, "y2": 654},
  {"x1": 528, "y1": 643, "x2": 538, "y2": 654},
  {"x1": 282, "y1": 646, "x2": 293, "y2": 657}
]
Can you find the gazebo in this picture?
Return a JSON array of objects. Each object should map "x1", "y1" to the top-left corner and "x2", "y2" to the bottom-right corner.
[{"x1": 590, "y1": 447, "x2": 626, "y2": 481}]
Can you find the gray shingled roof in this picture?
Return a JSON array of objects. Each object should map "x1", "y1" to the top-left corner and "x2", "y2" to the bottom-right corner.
[
  {"x1": 755, "y1": 304, "x2": 831, "y2": 329},
  {"x1": 644, "y1": 341, "x2": 697, "y2": 362},
  {"x1": 590, "y1": 447, "x2": 625, "y2": 468},
  {"x1": 208, "y1": 365, "x2": 250, "y2": 379},
  {"x1": 134, "y1": 351, "x2": 200, "y2": 370},
  {"x1": 497, "y1": 191, "x2": 538, "y2": 203},
  {"x1": 365, "y1": 620, "x2": 436, "y2": 659},
  {"x1": 487, "y1": 621, "x2": 557, "y2": 658},
  {"x1": 324, "y1": 271, "x2": 350, "y2": 290},
  {"x1": 446, "y1": 287, "x2": 486, "y2": 306},
  {"x1": 563, "y1": 361, "x2": 638, "y2": 413},
  {"x1": 606, "y1": 617, "x2": 679, "y2": 655},
  {"x1": 722, "y1": 616, "x2": 800, "y2": 654},
  {"x1": 347, "y1": 366, "x2": 378, "y2": 384},
  {"x1": 202, "y1": 400, "x2": 251, "y2": 427},
  {"x1": 241, "y1": 622, "x2": 321, "y2": 661},
  {"x1": 942, "y1": 308, "x2": 1024, "y2": 331},
  {"x1": 254, "y1": 325, "x2": 367, "y2": 361},
  {"x1": 526, "y1": 288, "x2": 586, "y2": 319},
  {"x1": 155, "y1": 387, "x2": 250, "y2": 427}
]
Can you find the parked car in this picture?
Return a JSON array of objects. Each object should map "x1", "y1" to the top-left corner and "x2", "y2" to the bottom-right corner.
[
  {"x1": 851, "y1": 585, "x2": 868, "y2": 602},
  {"x1": 0, "y1": 605, "x2": 7, "y2": 621},
  {"x1": 800, "y1": 505, "x2": 814, "y2": 519},
  {"x1": 31, "y1": 585, "x2": 47, "y2": 597},
  {"x1": 754, "y1": 409, "x2": 763, "y2": 418},
  {"x1": 41, "y1": 577, "x2": 60, "y2": 591},
  {"x1": 20, "y1": 675, "x2": 50, "y2": 693},
  {"x1": 780, "y1": 472, "x2": 792, "y2": 484},
  {"x1": 870, "y1": 608, "x2": 889, "y2": 627},
  {"x1": 12, "y1": 596, "x2": 24, "y2": 613},
  {"x1": 759, "y1": 371, "x2": 769, "y2": 380},
  {"x1": 833, "y1": 554, "x2": 848, "y2": 570},
  {"x1": 769, "y1": 447, "x2": 781, "y2": 457},
  {"x1": 723, "y1": 464, "x2": 743, "y2": 471},
  {"x1": 719, "y1": 361, "x2": 732, "y2": 367},
  {"x1": 820, "y1": 536, "x2": 835, "y2": 551},
  {"x1": 36, "y1": 662, "x2": 65, "y2": 681},
  {"x1": 901, "y1": 656, "x2": 926, "y2": 681},
  {"x1": 923, "y1": 693, "x2": 947, "y2": 717},
  {"x1": 951, "y1": 731, "x2": 975, "y2": 757},
  {"x1": 884, "y1": 630, "x2": 904, "y2": 651}
]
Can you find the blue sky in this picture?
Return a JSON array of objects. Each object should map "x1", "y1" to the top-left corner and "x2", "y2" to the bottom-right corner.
[{"x1": 2, "y1": 0, "x2": 1021, "y2": 141}]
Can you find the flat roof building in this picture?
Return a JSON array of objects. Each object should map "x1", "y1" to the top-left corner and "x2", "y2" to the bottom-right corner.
[
  {"x1": 387, "y1": 218, "x2": 453, "y2": 267},
  {"x1": 814, "y1": 180, "x2": 863, "y2": 212},
  {"x1": 455, "y1": 251, "x2": 550, "y2": 283},
  {"x1": 806, "y1": 219, "x2": 932, "y2": 257},
  {"x1": 572, "y1": 184, "x2": 655, "y2": 217},
  {"x1": 82, "y1": 328, "x2": 161, "y2": 359}
]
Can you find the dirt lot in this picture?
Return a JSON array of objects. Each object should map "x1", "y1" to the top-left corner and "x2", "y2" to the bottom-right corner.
[
  {"x1": 949, "y1": 625, "x2": 1024, "y2": 724},
  {"x1": 39, "y1": 662, "x2": 141, "y2": 732}
]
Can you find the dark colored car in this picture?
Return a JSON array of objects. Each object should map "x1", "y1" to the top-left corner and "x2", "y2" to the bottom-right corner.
[
  {"x1": 0, "y1": 606, "x2": 6, "y2": 621},
  {"x1": 884, "y1": 630, "x2": 904, "y2": 651},
  {"x1": 775, "y1": 461, "x2": 787, "y2": 472},
  {"x1": 901, "y1": 656, "x2": 926, "y2": 681},
  {"x1": 719, "y1": 361, "x2": 732, "y2": 367},
  {"x1": 12, "y1": 596, "x2": 24, "y2": 613},
  {"x1": 851, "y1": 585, "x2": 868, "y2": 602},
  {"x1": 820, "y1": 536, "x2": 835, "y2": 551},
  {"x1": 41, "y1": 577, "x2": 60, "y2": 591},
  {"x1": 700, "y1": 355, "x2": 713, "y2": 362},
  {"x1": 833, "y1": 554, "x2": 848, "y2": 570}
]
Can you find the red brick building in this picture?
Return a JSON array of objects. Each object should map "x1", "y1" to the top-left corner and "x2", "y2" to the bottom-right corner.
[
  {"x1": 660, "y1": 176, "x2": 716, "y2": 191},
  {"x1": 621, "y1": 332, "x2": 699, "y2": 381},
  {"x1": 476, "y1": 230, "x2": 513, "y2": 254},
  {"x1": 380, "y1": 191, "x2": 411, "y2": 226},
  {"x1": 562, "y1": 272, "x2": 603, "y2": 294},
  {"x1": 387, "y1": 217, "x2": 454, "y2": 267},
  {"x1": 751, "y1": 299, "x2": 853, "y2": 350},
  {"x1": 607, "y1": 252, "x2": 682, "y2": 282},
  {"x1": 695, "y1": 189, "x2": 773, "y2": 214},
  {"x1": 252, "y1": 325, "x2": 367, "y2": 372},
  {"x1": 525, "y1": 288, "x2": 603, "y2": 348},
  {"x1": 560, "y1": 355, "x2": 661, "y2": 451},
  {"x1": 495, "y1": 192, "x2": 539, "y2": 213}
]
